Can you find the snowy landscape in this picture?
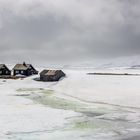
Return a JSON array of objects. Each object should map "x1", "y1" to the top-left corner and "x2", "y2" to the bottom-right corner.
[
  {"x1": 1, "y1": 63, "x2": 140, "y2": 140},
  {"x1": 0, "y1": 0, "x2": 140, "y2": 139}
]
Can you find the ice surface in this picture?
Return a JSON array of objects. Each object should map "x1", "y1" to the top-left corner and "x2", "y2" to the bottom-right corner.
[{"x1": 0, "y1": 68, "x2": 140, "y2": 140}]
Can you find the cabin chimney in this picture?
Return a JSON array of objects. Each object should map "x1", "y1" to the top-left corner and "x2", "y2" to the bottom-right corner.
[{"x1": 23, "y1": 62, "x2": 26, "y2": 66}]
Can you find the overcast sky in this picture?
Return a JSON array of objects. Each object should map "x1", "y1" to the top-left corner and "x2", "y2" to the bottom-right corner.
[{"x1": 0, "y1": 0, "x2": 140, "y2": 65}]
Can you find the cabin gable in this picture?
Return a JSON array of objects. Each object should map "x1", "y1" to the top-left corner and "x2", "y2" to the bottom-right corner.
[{"x1": 0, "y1": 64, "x2": 11, "y2": 75}]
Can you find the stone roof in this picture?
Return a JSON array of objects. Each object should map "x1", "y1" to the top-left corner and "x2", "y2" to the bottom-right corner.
[
  {"x1": 40, "y1": 70, "x2": 49, "y2": 75},
  {"x1": 40, "y1": 70, "x2": 62, "y2": 76},
  {"x1": 13, "y1": 63, "x2": 37, "y2": 72},
  {"x1": 13, "y1": 64, "x2": 29, "y2": 70}
]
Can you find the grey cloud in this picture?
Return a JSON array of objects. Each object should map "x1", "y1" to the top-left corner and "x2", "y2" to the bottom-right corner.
[{"x1": 0, "y1": 0, "x2": 140, "y2": 64}]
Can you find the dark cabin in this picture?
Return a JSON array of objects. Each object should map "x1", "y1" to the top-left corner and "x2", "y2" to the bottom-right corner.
[
  {"x1": 13, "y1": 62, "x2": 38, "y2": 76},
  {"x1": 40, "y1": 70, "x2": 65, "y2": 81},
  {"x1": 0, "y1": 64, "x2": 11, "y2": 76}
]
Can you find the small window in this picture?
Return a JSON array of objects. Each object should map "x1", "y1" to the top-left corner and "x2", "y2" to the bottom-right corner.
[
  {"x1": 0, "y1": 71, "x2": 2, "y2": 74},
  {"x1": 6, "y1": 71, "x2": 9, "y2": 74},
  {"x1": 15, "y1": 71, "x2": 19, "y2": 74},
  {"x1": 21, "y1": 71, "x2": 24, "y2": 74}
]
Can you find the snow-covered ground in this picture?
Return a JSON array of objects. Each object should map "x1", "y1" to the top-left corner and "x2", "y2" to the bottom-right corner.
[{"x1": 1, "y1": 68, "x2": 140, "y2": 140}]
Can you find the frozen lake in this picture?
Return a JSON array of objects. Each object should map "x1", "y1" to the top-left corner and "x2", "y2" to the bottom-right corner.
[{"x1": 0, "y1": 69, "x2": 140, "y2": 140}]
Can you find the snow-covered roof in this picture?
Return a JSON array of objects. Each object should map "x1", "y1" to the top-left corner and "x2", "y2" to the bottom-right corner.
[
  {"x1": 13, "y1": 64, "x2": 29, "y2": 70},
  {"x1": 40, "y1": 70, "x2": 63, "y2": 76},
  {"x1": 13, "y1": 62, "x2": 37, "y2": 71}
]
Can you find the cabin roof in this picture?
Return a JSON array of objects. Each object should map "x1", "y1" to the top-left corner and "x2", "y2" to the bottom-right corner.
[
  {"x1": 0, "y1": 64, "x2": 5, "y2": 69},
  {"x1": 0, "y1": 64, "x2": 10, "y2": 70},
  {"x1": 40, "y1": 70, "x2": 49, "y2": 75},
  {"x1": 13, "y1": 63, "x2": 37, "y2": 71},
  {"x1": 40, "y1": 70, "x2": 62, "y2": 76},
  {"x1": 13, "y1": 64, "x2": 29, "y2": 70}
]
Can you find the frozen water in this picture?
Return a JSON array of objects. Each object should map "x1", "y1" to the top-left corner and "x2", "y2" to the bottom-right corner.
[{"x1": 0, "y1": 68, "x2": 140, "y2": 140}]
